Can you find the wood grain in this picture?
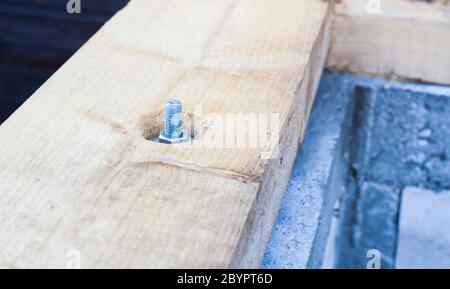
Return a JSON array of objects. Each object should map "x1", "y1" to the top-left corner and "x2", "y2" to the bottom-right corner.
[
  {"x1": 327, "y1": 0, "x2": 450, "y2": 85},
  {"x1": 0, "y1": 0, "x2": 129, "y2": 123},
  {"x1": 0, "y1": 0, "x2": 331, "y2": 268}
]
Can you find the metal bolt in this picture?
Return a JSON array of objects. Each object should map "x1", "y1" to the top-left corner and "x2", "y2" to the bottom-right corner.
[{"x1": 159, "y1": 99, "x2": 188, "y2": 144}]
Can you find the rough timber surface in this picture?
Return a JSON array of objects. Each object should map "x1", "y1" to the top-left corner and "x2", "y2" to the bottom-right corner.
[{"x1": 0, "y1": 0, "x2": 331, "y2": 268}]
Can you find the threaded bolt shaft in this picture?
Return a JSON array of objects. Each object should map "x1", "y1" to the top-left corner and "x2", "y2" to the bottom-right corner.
[{"x1": 164, "y1": 99, "x2": 183, "y2": 139}]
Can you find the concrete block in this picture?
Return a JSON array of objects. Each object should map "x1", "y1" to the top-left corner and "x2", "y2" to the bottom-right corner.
[
  {"x1": 396, "y1": 187, "x2": 450, "y2": 269},
  {"x1": 357, "y1": 182, "x2": 399, "y2": 268},
  {"x1": 264, "y1": 72, "x2": 450, "y2": 268},
  {"x1": 366, "y1": 87, "x2": 450, "y2": 191},
  {"x1": 261, "y1": 73, "x2": 353, "y2": 268}
]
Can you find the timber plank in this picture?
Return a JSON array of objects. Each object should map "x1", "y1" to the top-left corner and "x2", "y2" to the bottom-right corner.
[
  {"x1": 0, "y1": 0, "x2": 331, "y2": 268},
  {"x1": 327, "y1": 0, "x2": 450, "y2": 85}
]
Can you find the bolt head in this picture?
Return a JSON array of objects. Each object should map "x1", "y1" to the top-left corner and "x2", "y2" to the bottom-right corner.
[{"x1": 159, "y1": 129, "x2": 189, "y2": 144}]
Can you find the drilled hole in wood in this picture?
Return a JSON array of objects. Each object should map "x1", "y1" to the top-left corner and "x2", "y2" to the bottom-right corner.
[{"x1": 140, "y1": 110, "x2": 203, "y2": 143}]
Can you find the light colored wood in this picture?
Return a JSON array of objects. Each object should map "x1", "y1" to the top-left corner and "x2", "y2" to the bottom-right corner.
[
  {"x1": 0, "y1": 0, "x2": 331, "y2": 268},
  {"x1": 327, "y1": 0, "x2": 450, "y2": 84}
]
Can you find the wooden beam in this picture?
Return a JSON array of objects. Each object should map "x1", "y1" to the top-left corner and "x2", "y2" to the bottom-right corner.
[
  {"x1": 327, "y1": 0, "x2": 450, "y2": 85},
  {"x1": 0, "y1": 0, "x2": 331, "y2": 268}
]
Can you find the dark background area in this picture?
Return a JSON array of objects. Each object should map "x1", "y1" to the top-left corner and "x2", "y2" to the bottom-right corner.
[{"x1": 0, "y1": 0, "x2": 128, "y2": 123}]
